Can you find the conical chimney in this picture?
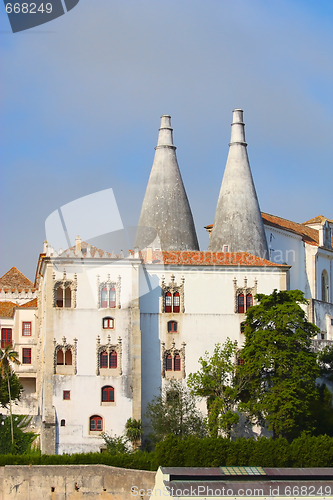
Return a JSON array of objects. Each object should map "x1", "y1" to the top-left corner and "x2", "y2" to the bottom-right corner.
[
  {"x1": 135, "y1": 115, "x2": 199, "y2": 251},
  {"x1": 208, "y1": 109, "x2": 268, "y2": 258}
]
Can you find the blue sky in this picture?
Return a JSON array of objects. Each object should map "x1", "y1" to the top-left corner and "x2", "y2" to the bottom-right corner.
[{"x1": 1, "y1": 0, "x2": 333, "y2": 280}]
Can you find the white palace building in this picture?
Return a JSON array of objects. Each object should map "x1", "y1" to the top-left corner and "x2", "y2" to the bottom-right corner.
[{"x1": 0, "y1": 110, "x2": 332, "y2": 454}]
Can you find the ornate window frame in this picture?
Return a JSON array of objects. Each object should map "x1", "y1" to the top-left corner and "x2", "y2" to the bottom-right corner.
[
  {"x1": 161, "y1": 340, "x2": 186, "y2": 379},
  {"x1": 96, "y1": 335, "x2": 122, "y2": 376},
  {"x1": 233, "y1": 277, "x2": 257, "y2": 314},
  {"x1": 54, "y1": 336, "x2": 78, "y2": 374},
  {"x1": 161, "y1": 275, "x2": 185, "y2": 313},
  {"x1": 53, "y1": 271, "x2": 77, "y2": 308},
  {"x1": 97, "y1": 274, "x2": 121, "y2": 309}
]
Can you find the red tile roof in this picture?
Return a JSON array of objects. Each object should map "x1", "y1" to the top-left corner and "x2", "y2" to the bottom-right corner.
[
  {"x1": 0, "y1": 301, "x2": 17, "y2": 318},
  {"x1": 0, "y1": 267, "x2": 36, "y2": 292},
  {"x1": 139, "y1": 250, "x2": 286, "y2": 267},
  {"x1": 206, "y1": 214, "x2": 333, "y2": 248},
  {"x1": 63, "y1": 241, "x2": 114, "y2": 258},
  {"x1": 302, "y1": 215, "x2": 333, "y2": 225}
]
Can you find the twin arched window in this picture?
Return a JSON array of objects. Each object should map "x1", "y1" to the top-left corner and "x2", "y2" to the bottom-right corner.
[
  {"x1": 237, "y1": 293, "x2": 253, "y2": 313},
  {"x1": 56, "y1": 286, "x2": 72, "y2": 308},
  {"x1": 101, "y1": 287, "x2": 116, "y2": 308},
  {"x1": 166, "y1": 353, "x2": 181, "y2": 371},
  {"x1": 165, "y1": 292, "x2": 180, "y2": 313},
  {"x1": 100, "y1": 350, "x2": 117, "y2": 369},
  {"x1": 56, "y1": 349, "x2": 72, "y2": 366}
]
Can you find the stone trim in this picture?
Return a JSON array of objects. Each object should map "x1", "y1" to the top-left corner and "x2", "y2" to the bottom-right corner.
[
  {"x1": 233, "y1": 277, "x2": 257, "y2": 313},
  {"x1": 96, "y1": 275, "x2": 121, "y2": 309},
  {"x1": 53, "y1": 336, "x2": 78, "y2": 374},
  {"x1": 161, "y1": 340, "x2": 186, "y2": 379},
  {"x1": 161, "y1": 275, "x2": 185, "y2": 313},
  {"x1": 53, "y1": 271, "x2": 77, "y2": 308},
  {"x1": 96, "y1": 335, "x2": 122, "y2": 376}
]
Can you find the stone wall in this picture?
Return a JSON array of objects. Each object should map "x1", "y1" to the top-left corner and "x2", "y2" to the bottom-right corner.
[{"x1": 0, "y1": 464, "x2": 155, "y2": 500}]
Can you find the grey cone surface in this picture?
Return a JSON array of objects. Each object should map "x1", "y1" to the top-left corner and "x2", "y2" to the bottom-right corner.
[
  {"x1": 209, "y1": 109, "x2": 269, "y2": 259},
  {"x1": 135, "y1": 115, "x2": 199, "y2": 251}
]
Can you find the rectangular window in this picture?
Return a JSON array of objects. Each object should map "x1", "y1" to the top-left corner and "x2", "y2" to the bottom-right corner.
[
  {"x1": 63, "y1": 390, "x2": 70, "y2": 400},
  {"x1": 22, "y1": 348, "x2": 31, "y2": 364},
  {"x1": 22, "y1": 322, "x2": 32, "y2": 336},
  {"x1": 1, "y1": 329, "x2": 12, "y2": 348},
  {"x1": 96, "y1": 420, "x2": 102, "y2": 431}
]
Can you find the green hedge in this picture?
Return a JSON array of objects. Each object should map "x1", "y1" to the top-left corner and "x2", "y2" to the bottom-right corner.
[{"x1": 2, "y1": 435, "x2": 333, "y2": 469}]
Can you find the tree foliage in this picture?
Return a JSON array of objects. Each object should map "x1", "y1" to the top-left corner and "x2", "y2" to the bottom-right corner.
[
  {"x1": 125, "y1": 418, "x2": 143, "y2": 450},
  {"x1": 187, "y1": 339, "x2": 240, "y2": 438},
  {"x1": 237, "y1": 289, "x2": 320, "y2": 440},
  {"x1": 145, "y1": 379, "x2": 207, "y2": 443},
  {"x1": 0, "y1": 415, "x2": 37, "y2": 454}
]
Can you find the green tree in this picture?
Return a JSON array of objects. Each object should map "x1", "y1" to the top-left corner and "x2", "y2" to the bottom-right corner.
[
  {"x1": 187, "y1": 339, "x2": 241, "y2": 438},
  {"x1": 125, "y1": 418, "x2": 143, "y2": 450},
  {"x1": 237, "y1": 289, "x2": 320, "y2": 440},
  {"x1": 0, "y1": 346, "x2": 22, "y2": 447},
  {"x1": 145, "y1": 379, "x2": 207, "y2": 443},
  {"x1": 0, "y1": 415, "x2": 37, "y2": 454},
  {"x1": 101, "y1": 431, "x2": 129, "y2": 455}
]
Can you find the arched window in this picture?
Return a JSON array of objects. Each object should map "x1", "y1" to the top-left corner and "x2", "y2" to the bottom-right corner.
[
  {"x1": 174, "y1": 354, "x2": 181, "y2": 371},
  {"x1": 60, "y1": 419, "x2": 66, "y2": 427},
  {"x1": 90, "y1": 415, "x2": 103, "y2": 431},
  {"x1": 64, "y1": 287, "x2": 71, "y2": 308},
  {"x1": 165, "y1": 292, "x2": 172, "y2": 313},
  {"x1": 109, "y1": 351, "x2": 117, "y2": 368},
  {"x1": 109, "y1": 287, "x2": 116, "y2": 308},
  {"x1": 166, "y1": 354, "x2": 173, "y2": 371},
  {"x1": 246, "y1": 294, "x2": 253, "y2": 309},
  {"x1": 65, "y1": 349, "x2": 72, "y2": 366},
  {"x1": 101, "y1": 287, "x2": 108, "y2": 308},
  {"x1": 102, "y1": 386, "x2": 114, "y2": 402},
  {"x1": 57, "y1": 350, "x2": 64, "y2": 365},
  {"x1": 56, "y1": 287, "x2": 63, "y2": 307},
  {"x1": 167, "y1": 321, "x2": 178, "y2": 333},
  {"x1": 173, "y1": 292, "x2": 180, "y2": 313},
  {"x1": 103, "y1": 317, "x2": 114, "y2": 329},
  {"x1": 100, "y1": 351, "x2": 108, "y2": 368},
  {"x1": 322, "y1": 270, "x2": 329, "y2": 302},
  {"x1": 237, "y1": 294, "x2": 245, "y2": 313},
  {"x1": 56, "y1": 286, "x2": 72, "y2": 308}
]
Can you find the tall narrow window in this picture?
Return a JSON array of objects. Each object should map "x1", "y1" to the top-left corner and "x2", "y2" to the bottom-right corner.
[
  {"x1": 90, "y1": 415, "x2": 103, "y2": 431},
  {"x1": 237, "y1": 294, "x2": 245, "y2": 313},
  {"x1": 22, "y1": 348, "x2": 31, "y2": 364},
  {"x1": 57, "y1": 350, "x2": 64, "y2": 365},
  {"x1": 22, "y1": 322, "x2": 31, "y2": 336},
  {"x1": 1, "y1": 329, "x2": 12, "y2": 348},
  {"x1": 240, "y1": 322, "x2": 246, "y2": 334},
  {"x1": 246, "y1": 294, "x2": 253, "y2": 309},
  {"x1": 174, "y1": 354, "x2": 181, "y2": 371},
  {"x1": 56, "y1": 287, "x2": 63, "y2": 307},
  {"x1": 173, "y1": 292, "x2": 180, "y2": 313},
  {"x1": 166, "y1": 354, "x2": 173, "y2": 371},
  {"x1": 64, "y1": 287, "x2": 71, "y2": 308},
  {"x1": 101, "y1": 288, "x2": 108, "y2": 308},
  {"x1": 100, "y1": 351, "x2": 108, "y2": 368},
  {"x1": 165, "y1": 292, "x2": 172, "y2": 313},
  {"x1": 109, "y1": 351, "x2": 117, "y2": 368},
  {"x1": 65, "y1": 350, "x2": 72, "y2": 366},
  {"x1": 109, "y1": 287, "x2": 116, "y2": 308},
  {"x1": 102, "y1": 386, "x2": 114, "y2": 402},
  {"x1": 322, "y1": 270, "x2": 329, "y2": 302}
]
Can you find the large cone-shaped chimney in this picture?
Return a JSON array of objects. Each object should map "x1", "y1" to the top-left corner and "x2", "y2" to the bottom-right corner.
[
  {"x1": 208, "y1": 109, "x2": 268, "y2": 258},
  {"x1": 135, "y1": 115, "x2": 199, "y2": 251}
]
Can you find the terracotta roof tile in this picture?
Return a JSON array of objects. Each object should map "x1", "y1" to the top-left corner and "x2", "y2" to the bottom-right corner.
[
  {"x1": 0, "y1": 267, "x2": 36, "y2": 291},
  {"x1": 206, "y1": 214, "x2": 333, "y2": 248},
  {"x1": 302, "y1": 215, "x2": 333, "y2": 225},
  {"x1": 0, "y1": 301, "x2": 17, "y2": 318},
  {"x1": 139, "y1": 250, "x2": 286, "y2": 267}
]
